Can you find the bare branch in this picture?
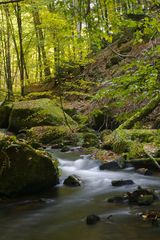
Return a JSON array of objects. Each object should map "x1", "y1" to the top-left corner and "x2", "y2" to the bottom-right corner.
[{"x1": 0, "y1": 0, "x2": 23, "y2": 5}]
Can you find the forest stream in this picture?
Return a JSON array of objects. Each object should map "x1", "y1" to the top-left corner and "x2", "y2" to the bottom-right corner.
[{"x1": 0, "y1": 149, "x2": 160, "y2": 240}]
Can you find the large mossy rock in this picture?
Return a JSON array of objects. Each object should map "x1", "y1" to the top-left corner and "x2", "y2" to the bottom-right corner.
[
  {"x1": 26, "y1": 125, "x2": 78, "y2": 145},
  {"x1": 0, "y1": 137, "x2": 59, "y2": 196},
  {"x1": 8, "y1": 98, "x2": 76, "y2": 132},
  {"x1": 0, "y1": 103, "x2": 13, "y2": 128}
]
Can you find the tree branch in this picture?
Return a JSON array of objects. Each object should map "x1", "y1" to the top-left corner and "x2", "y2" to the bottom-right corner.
[{"x1": 0, "y1": 0, "x2": 23, "y2": 5}]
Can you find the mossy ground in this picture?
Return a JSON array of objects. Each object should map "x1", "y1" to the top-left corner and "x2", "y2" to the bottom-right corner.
[{"x1": 102, "y1": 129, "x2": 160, "y2": 159}]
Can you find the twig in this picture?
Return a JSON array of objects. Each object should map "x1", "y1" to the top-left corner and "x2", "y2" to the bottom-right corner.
[
  {"x1": 0, "y1": 0, "x2": 23, "y2": 5},
  {"x1": 107, "y1": 44, "x2": 136, "y2": 59}
]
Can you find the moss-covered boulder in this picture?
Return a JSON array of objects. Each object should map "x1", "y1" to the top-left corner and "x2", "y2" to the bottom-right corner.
[
  {"x1": 8, "y1": 98, "x2": 76, "y2": 132},
  {"x1": 0, "y1": 103, "x2": 13, "y2": 128},
  {"x1": 102, "y1": 129, "x2": 160, "y2": 155},
  {"x1": 26, "y1": 125, "x2": 78, "y2": 145},
  {"x1": 0, "y1": 137, "x2": 59, "y2": 196},
  {"x1": 25, "y1": 91, "x2": 53, "y2": 100},
  {"x1": 82, "y1": 132, "x2": 99, "y2": 148}
]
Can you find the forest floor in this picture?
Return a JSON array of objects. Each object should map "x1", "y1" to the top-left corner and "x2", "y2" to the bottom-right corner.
[{"x1": 25, "y1": 35, "x2": 160, "y2": 129}]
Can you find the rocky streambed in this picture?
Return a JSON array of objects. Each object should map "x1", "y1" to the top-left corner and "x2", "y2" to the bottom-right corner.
[{"x1": 0, "y1": 149, "x2": 159, "y2": 240}]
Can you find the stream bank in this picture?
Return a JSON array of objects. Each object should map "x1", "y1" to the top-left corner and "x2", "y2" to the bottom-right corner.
[{"x1": 0, "y1": 150, "x2": 160, "y2": 240}]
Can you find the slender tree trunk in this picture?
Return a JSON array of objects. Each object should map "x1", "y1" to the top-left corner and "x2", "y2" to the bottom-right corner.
[
  {"x1": 4, "y1": 6, "x2": 13, "y2": 101},
  {"x1": 32, "y1": 6, "x2": 52, "y2": 81},
  {"x1": 14, "y1": 3, "x2": 25, "y2": 96}
]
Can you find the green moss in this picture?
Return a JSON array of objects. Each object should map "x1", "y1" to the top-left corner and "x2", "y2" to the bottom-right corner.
[
  {"x1": 0, "y1": 137, "x2": 59, "y2": 196},
  {"x1": 27, "y1": 125, "x2": 78, "y2": 145},
  {"x1": 25, "y1": 91, "x2": 53, "y2": 100},
  {"x1": 72, "y1": 112, "x2": 88, "y2": 125},
  {"x1": 81, "y1": 132, "x2": 99, "y2": 148},
  {"x1": 102, "y1": 129, "x2": 160, "y2": 156},
  {"x1": 9, "y1": 98, "x2": 77, "y2": 132},
  {"x1": 127, "y1": 141, "x2": 146, "y2": 159}
]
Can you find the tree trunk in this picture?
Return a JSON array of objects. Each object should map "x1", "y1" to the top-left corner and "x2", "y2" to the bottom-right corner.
[
  {"x1": 14, "y1": 3, "x2": 25, "y2": 97},
  {"x1": 32, "y1": 6, "x2": 52, "y2": 82},
  {"x1": 4, "y1": 6, "x2": 13, "y2": 101},
  {"x1": 118, "y1": 94, "x2": 160, "y2": 129}
]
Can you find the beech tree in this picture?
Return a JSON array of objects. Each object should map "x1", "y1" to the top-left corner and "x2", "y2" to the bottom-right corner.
[{"x1": 0, "y1": 0, "x2": 159, "y2": 101}]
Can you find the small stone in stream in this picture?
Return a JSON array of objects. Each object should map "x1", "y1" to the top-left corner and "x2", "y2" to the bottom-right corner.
[
  {"x1": 138, "y1": 195, "x2": 154, "y2": 206},
  {"x1": 127, "y1": 186, "x2": 156, "y2": 205},
  {"x1": 111, "y1": 179, "x2": 134, "y2": 187},
  {"x1": 86, "y1": 214, "x2": 100, "y2": 225},
  {"x1": 63, "y1": 175, "x2": 81, "y2": 187},
  {"x1": 61, "y1": 146, "x2": 70, "y2": 152},
  {"x1": 108, "y1": 195, "x2": 128, "y2": 203},
  {"x1": 99, "y1": 161, "x2": 121, "y2": 170},
  {"x1": 136, "y1": 168, "x2": 152, "y2": 176}
]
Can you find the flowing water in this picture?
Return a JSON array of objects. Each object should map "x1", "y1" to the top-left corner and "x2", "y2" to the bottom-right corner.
[{"x1": 0, "y1": 149, "x2": 160, "y2": 240}]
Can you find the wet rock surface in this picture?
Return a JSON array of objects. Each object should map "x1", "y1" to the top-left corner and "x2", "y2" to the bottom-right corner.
[
  {"x1": 99, "y1": 160, "x2": 122, "y2": 170},
  {"x1": 108, "y1": 186, "x2": 157, "y2": 206},
  {"x1": 127, "y1": 186, "x2": 156, "y2": 206},
  {"x1": 63, "y1": 175, "x2": 81, "y2": 187},
  {"x1": 86, "y1": 214, "x2": 100, "y2": 225},
  {"x1": 111, "y1": 179, "x2": 134, "y2": 187},
  {"x1": 0, "y1": 137, "x2": 59, "y2": 196},
  {"x1": 136, "y1": 168, "x2": 152, "y2": 176}
]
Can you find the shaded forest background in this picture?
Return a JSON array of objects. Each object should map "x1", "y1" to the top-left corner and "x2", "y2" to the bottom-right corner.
[{"x1": 0, "y1": 0, "x2": 159, "y2": 130}]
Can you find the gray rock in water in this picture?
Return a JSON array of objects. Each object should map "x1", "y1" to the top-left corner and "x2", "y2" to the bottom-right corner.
[
  {"x1": 86, "y1": 214, "x2": 100, "y2": 225},
  {"x1": 99, "y1": 161, "x2": 121, "y2": 170},
  {"x1": 108, "y1": 195, "x2": 128, "y2": 203},
  {"x1": 136, "y1": 168, "x2": 152, "y2": 176},
  {"x1": 127, "y1": 186, "x2": 156, "y2": 206},
  {"x1": 111, "y1": 179, "x2": 134, "y2": 187},
  {"x1": 63, "y1": 175, "x2": 81, "y2": 187},
  {"x1": 61, "y1": 146, "x2": 70, "y2": 152}
]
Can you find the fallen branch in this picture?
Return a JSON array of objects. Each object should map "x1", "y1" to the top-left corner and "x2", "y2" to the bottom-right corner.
[
  {"x1": 107, "y1": 44, "x2": 136, "y2": 59},
  {"x1": 144, "y1": 150, "x2": 160, "y2": 169},
  {"x1": 0, "y1": 0, "x2": 23, "y2": 5},
  {"x1": 126, "y1": 158, "x2": 160, "y2": 170},
  {"x1": 118, "y1": 94, "x2": 160, "y2": 129}
]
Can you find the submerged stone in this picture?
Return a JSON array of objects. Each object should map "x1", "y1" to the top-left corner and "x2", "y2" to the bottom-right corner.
[
  {"x1": 86, "y1": 214, "x2": 100, "y2": 225},
  {"x1": 127, "y1": 186, "x2": 156, "y2": 206},
  {"x1": 61, "y1": 146, "x2": 70, "y2": 152},
  {"x1": 107, "y1": 195, "x2": 128, "y2": 203},
  {"x1": 111, "y1": 179, "x2": 134, "y2": 187}
]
